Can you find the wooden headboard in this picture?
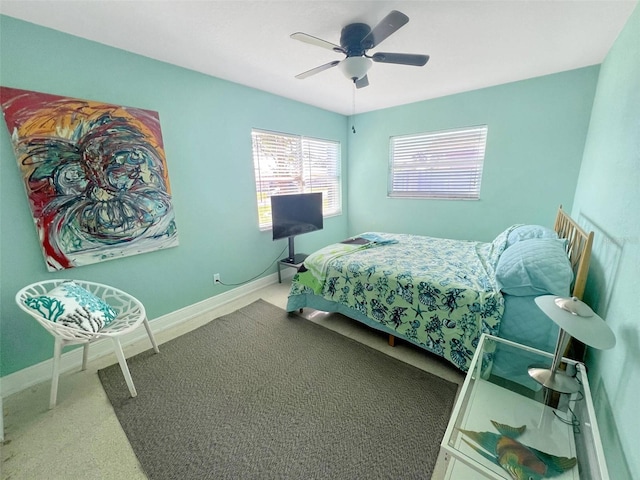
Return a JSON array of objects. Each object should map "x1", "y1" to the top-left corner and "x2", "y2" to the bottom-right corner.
[{"x1": 554, "y1": 206, "x2": 594, "y2": 300}]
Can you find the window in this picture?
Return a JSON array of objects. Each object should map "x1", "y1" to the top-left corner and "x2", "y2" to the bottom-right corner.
[
  {"x1": 252, "y1": 129, "x2": 341, "y2": 230},
  {"x1": 388, "y1": 125, "x2": 488, "y2": 199}
]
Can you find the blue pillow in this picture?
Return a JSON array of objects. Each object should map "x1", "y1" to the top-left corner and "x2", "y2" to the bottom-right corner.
[
  {"x1": 25, "y1": 281, "x2": 117, "y2": 332},
  {"x1": 496, "y1": 238, "x2": 573, "y2": 297},
  {"x1": 488, "y1": 225, "x2": 517, "y2": 268},
  {"x1": 506, "y1": 225, "x2": 559, "y2": 247}
]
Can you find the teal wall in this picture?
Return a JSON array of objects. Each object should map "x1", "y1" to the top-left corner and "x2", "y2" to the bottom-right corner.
[
  {"x1": 0, "y1": 16, "x2": 349, "y2": 376},
  {"x1": 572, "y1": 4, "x2": 639, "y2": 478},
  {"x1": 348, "y1": 67, "x2": 600, "y2": 241}
]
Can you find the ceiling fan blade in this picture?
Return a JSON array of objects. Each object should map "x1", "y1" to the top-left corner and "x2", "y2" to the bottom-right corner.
[
  {"x1": 361, "y1": 10, "x2": 409, "y2": 49},
  {"x1": 291, "y1": 32, "x2": 344, "y2": 52},
  {"x1": 371, "y1": 52, "x2": 429, "y2": 66},
  {"x1": 355, "y1": 75, "x2": 369, "y2": 89},
  {"x1": 295, "y1": 60, "x2": 341, "y2": 79}
]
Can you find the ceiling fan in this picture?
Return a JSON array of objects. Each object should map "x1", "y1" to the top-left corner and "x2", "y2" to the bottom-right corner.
[{"x1": 291, "y1": 10, "x2": 429, "y2": 89}]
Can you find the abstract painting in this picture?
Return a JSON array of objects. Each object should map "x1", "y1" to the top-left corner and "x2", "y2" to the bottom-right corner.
[{"x1": 1, "y1": 87, "x2": 178, "y2": 271}]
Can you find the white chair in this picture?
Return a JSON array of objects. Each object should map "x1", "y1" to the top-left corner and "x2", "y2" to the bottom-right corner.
[{"x1": 15, "y1": 279, "x2": 159, "y2": 409}]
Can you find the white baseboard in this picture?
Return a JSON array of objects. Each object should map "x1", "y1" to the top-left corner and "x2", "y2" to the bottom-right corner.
[{"x1": 0, "y1": 272, "x2": 283, "y2": 399}]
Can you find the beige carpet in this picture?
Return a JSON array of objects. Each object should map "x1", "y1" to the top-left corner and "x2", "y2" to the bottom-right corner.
[{"x1": 99, "y1": 299, "x2": 458, "y2": 479}]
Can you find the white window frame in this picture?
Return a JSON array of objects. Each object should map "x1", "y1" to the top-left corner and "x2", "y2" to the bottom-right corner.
[
  {"x1": 252, "y1": 129, "x2": 342, "y2": 230},
  {"x1": 388, "y1": 125, "x2": 488, "y2": 200}
]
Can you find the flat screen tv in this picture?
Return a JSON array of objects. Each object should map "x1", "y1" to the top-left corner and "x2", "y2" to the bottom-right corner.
[{"x1": 271, "y1": 192, "x2": 323, "y2": 264}]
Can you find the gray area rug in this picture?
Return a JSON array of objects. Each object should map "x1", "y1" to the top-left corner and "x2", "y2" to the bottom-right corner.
[{"x1": 99, "y1": 299, "x2": 458, "y2": 479}]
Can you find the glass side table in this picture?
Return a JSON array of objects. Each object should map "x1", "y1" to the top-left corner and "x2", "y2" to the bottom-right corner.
[{"x1": 439, "y1": 334, "x2": 609, "y2": 479}]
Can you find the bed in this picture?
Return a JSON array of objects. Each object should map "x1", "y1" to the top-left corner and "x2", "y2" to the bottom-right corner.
[{"x1": 286, "y1": 207, "x2": 593, "y2": 380}]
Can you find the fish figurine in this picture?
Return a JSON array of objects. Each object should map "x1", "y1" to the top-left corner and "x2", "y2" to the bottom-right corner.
[{"x1": 459, "y1": 420, "x2": 577, "y2": 480}]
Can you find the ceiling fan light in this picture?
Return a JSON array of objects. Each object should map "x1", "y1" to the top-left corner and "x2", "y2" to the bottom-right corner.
[{"x1": 339, "y1": 56, "x2": 372, "y2": 81}]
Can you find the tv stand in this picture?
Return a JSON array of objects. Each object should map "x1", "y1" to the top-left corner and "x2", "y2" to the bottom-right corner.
[
  {"x1": 281, "y1": 254, "x2": 308, "y2": 265},
  {"x1": 276, "y1": 236, "x2": 308, "y2": 283},
  {"x1": 277, "y1": 254, "x2": 307, "y2": 283}
]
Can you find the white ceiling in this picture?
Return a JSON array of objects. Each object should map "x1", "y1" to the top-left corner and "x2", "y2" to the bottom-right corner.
[{"x1": 1, "y1": 1, "x2": 637, "y2": 115}]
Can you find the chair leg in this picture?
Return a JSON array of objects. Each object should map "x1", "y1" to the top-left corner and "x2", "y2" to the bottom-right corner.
[
  {"x1": 112, "y1": 338, "x2": 137, "y2": 398},
  {"x1": 81, "y1": 342, "x2": 90, "y2": 371},
  {"x1": 50, "y1": 338, "x2": 63, "y2": 409},
  {"x1": 143, "y1": 317, "x2": 160, "y2": 354}
]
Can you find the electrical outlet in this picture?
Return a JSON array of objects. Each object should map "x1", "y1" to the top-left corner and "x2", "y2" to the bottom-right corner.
[{"x1": 213, "y1": 273, "x2": 221, "y2": 284}]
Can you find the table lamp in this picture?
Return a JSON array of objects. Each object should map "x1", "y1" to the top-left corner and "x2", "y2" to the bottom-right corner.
[{"x1": 528, "y1": 295, "x2": 616, "y2": 394}]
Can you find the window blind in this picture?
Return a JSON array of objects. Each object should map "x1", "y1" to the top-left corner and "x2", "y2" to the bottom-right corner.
[
  {"x1": 252, "y1": 129, "x2": 341, "y2": 230},
  {"x1": 389, "y1": 125, "x2": 488, "y2": 199}
]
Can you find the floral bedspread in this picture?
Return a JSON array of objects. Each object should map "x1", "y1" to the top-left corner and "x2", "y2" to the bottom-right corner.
[{"x1": 288, "y1": 230, "x2": 512, "y2": 371}]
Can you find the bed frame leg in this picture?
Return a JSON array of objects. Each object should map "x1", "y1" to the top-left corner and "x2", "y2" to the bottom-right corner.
[{"x1": 388, "y1": 335, "x2": 395, "y2": 347}]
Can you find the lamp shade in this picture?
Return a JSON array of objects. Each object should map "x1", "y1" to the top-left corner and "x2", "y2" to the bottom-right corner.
[
  {"x1": 535, "y1": 295, "x2": 616, "y2": 350},
  {"x1": 339, "y1": 56, "x2": 372, "y2": 81}
]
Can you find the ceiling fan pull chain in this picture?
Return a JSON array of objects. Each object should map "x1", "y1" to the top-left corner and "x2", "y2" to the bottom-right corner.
[{"x1": 352, "y1": 84, "x2": 357, "y2": 134}]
